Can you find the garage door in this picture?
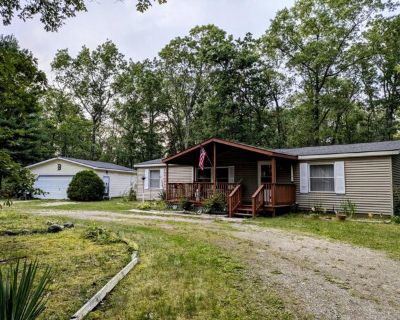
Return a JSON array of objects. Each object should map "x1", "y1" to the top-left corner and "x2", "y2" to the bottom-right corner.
[{"x1": 34, "y1": 176, "x2": 73, "y2": 199}]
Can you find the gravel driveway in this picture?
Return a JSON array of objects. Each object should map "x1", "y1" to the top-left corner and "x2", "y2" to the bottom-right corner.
[{"x1": 32, "y1": 209, "x2": 400, "y2": 320}]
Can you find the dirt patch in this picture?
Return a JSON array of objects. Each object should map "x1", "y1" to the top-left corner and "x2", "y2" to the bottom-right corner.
[{"x1": 229, "y1": 225, "x2": 400, "y2": 320}]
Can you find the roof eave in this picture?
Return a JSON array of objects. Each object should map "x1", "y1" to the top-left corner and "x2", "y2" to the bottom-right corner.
[
  {"x1": 163, "y1": 138, "x2": 297, "y2": 163},
  {"x1": 26, "y1": 157, "x2": 134, "y2": 173},
  {"x1": 298, "y1": 150, "x2": 400, "y2": 160}
]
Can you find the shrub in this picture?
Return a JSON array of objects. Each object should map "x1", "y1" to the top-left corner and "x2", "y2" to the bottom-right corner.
[
  {"x1": 159, "y1": 189, "x2": 166, "y2": 201},
  {"x1": 0, "y1": 259, "x2": 51, "y2": 320},
  {"x1": 127, "y1": 187, "x2": 137, "y2": 201},
  {"x1": 203, "y1": 192, "x2": 227, "y2": 213},
  {"x1": 0, "y1": 151, "x2": 44, "y2": 200},
  {"x1": 391, "y1": 216, "x2": 400, "y2": 224},
  {"x1": 67, "y1": 170, "x2": 105, "y2": 201},
  {"x1": 393, "y1": 187, "x2": 400, "y2": 216},
  {"x1": 179, "y1": 197, "x2": 192, "y2": 211},
  {"x1": 340, "y1": 199, "x2": 357, "y2": 218},
  {"x1": 137, "y1": 202, "x2": 152, "y2": 210}
]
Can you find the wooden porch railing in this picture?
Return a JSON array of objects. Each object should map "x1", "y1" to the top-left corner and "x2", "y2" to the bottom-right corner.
[
  {"x1": 263, "y1": 183, "x2": 296, "y2": 206},
  {"x1": 228, "y1": 184, "x2": 241, "y2": 218},
  {"x1": 167, "y1": 182, "x2": 238, "y2": 202},
  {"x1": 251, "y1": 183, "x2": 296, "y2": 217},
  {"x1": 251, "y1": 184, "x2": 266, "y2": 218}
]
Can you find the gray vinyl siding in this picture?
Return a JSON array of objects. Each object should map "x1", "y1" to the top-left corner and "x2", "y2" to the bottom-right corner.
[
  {"x1": 136, "y1": 166, "x2": 193, "y2": 200},
  {"x1": 294, "y1": 156, "x2": 393, "y2": 215},
  {"x1": 391, "y1": 155, "x2": 400, "y2": 214}
]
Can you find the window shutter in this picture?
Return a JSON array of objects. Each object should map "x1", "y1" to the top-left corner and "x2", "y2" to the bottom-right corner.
[
  {"x1": 144, "y1": 169, "x2": 149, "y2": 190},
  {"x1": 228, "y1": 166, "x2": 235, "y2": 183},
  {"x1": 299, "y1": 163, "x2": 309, "y2": 193},
  {"x1": 334, "y1": 161, "x2": 345, "y2": 194},
  {"x1": 160, "y1": 168, "x2": 165, "y2": 189}
]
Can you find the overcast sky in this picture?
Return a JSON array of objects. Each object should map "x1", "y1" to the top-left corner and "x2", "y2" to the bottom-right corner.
[{"x1": 1, "y1": 0, "x2": 294, "y2": 77}]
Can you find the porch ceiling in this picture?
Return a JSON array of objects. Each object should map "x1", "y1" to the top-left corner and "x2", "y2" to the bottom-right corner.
[{"x1": 163, "y1": 138, "x2": 297, "y2": 165}]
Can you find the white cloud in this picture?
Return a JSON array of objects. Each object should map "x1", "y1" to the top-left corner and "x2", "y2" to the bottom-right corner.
[{"x1": 0, "y1": 0, "x2": 294, "y2": 76}]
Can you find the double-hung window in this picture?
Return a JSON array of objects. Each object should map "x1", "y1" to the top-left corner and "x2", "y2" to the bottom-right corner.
[
  {"x1": 149, "y1": 170, "x2": 161, "y2": 189},
  {"x1": 309, "y1": 164, "x2": 334, "y2": 192}
]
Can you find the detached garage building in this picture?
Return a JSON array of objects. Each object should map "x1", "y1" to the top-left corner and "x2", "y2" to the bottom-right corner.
[{"x1": 27, "y1": 157, "x2": 136, "y2": 199}]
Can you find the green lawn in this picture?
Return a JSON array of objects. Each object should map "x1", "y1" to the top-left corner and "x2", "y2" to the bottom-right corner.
[
  {"x1": 13, "y1": 198, "x2": 172, "y2": 212},
  {"x1": 249, "y1": 214, "x2": 400, "y2": 259},
  {"x1": 0, "y1": 211, "x2": 131, "y2": 320},
  {"x1": 0, "y1": 209, "x2": 291, "y2": 320}
]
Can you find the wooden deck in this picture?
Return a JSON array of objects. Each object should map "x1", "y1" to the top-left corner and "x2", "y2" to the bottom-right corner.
[{"x1": 166, "y1": 182, "x2": 296, "y2": 217}]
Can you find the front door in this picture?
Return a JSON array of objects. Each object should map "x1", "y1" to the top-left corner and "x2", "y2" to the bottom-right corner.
[
  {"x1": 257, "y1": 161, "x2": 272, "y2": 203},
  {"x1": 258, "y1": 161, "x2": 272, "y2": 185},
  {"x1": 103, "y1": 176, "x2": 110, "y2": 197}
]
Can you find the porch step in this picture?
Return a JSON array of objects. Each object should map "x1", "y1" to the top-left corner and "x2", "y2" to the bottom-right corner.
[
  {"x1": 236, "y1": 205, "x2": 252, "y2": 212},
  {"x1": 233, "y1": 212, "x2": 253, "y2": 218}
]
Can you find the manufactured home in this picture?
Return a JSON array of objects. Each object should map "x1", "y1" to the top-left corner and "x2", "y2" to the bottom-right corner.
[
  {"x1": 135, "y1": 138, "x2": 400, "y2": 217},
  {"x1": 27, "y1": 157, "x2": 136, "y2": 199}
]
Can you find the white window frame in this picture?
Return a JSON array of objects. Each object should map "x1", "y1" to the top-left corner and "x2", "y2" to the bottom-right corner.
[
  {"x1": 309, "y1": 163, "x2": 335, "y2": 193},
  {"x1": 149, "y1": 169, "x2": 161, "y2": 189}
]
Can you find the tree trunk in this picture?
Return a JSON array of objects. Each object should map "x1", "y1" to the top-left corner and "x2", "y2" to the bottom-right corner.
[
  {"x1": 312, "y1": 88, "x2": 321, "y2": 146},
  {"x1": 91, "y1": 120, "x2": 97, "y2": 160}
]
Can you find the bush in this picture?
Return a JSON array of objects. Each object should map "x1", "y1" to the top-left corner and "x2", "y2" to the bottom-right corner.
[
  {"x1": 393, "y1": 187, "x2": 400, "y2": 216},
  {"x1": 137, "y1": 202, "x2": 152, "y2": 210},
  {"x1": 0, "y1": 151, "x2": 44, "y2": 200},
  {"x1": 67, "y1": 170, "x2": 105, "y2": 201},
  {"x1": 340, "y1": 199, "x2": 357, "y2": 218},
  {"x1": 127, "y1": 187, "x2": 137, "y2": 201},
  {"x1": 391, "y1": 216, "x2": 400, "y2": 224},
  {"x1": 203, "y1": 192, "x2": 227, "y2": 213},
  {"x1": 179, "y1": 197, "x2": 192, "y2": 211}
]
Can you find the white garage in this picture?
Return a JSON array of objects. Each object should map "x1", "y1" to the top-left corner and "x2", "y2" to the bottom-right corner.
[{"x1": 27, "y1": 157, "x2": 136, "y2": 199}]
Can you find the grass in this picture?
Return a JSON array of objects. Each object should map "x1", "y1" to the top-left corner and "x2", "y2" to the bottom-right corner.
[
  {"x1": 86, "y1": 223, "x2": 291, "y2": 320},
  {"x1": 249, "y1": 214, "x2": 400, "y2": 259},
  {"x1": 0, "y1": 211, "x2": 131, "y2": 320},
  {"x1": 13, "y1": 198, "x2": 173, "y2": 213},
  {"x1": 0, "y1": 209, "x2": 292, "y2": 320}
]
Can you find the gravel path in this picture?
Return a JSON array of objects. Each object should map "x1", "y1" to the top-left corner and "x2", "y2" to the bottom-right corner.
[{"x1": 31, "y1": 209, "x2": 400, "y2": 320}]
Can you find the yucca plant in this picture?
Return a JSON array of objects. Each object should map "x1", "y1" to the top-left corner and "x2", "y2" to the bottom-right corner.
[{"x1": 0, "y1": 260, "x2": 51, "y2": 320}]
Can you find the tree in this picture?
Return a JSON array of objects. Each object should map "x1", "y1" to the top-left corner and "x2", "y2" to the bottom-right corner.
[
  {"x1": 0, "y1": 35, "x2": 48, "y2": 166},
  {"x1": 41, "y1": 89, "x2": 92, "y2": 158},
  {"x1": 198, "y1": 33, "x2": 291, "y2": 148},
  {"x1": 111, "y1": 60, "x2": 164, "y2": 167},
  {"x1": 51, "y1": 40, "x2": 126, "y2": 160},
  {"x1": 159, "y1": 25, "x2": 228, "y2": 152},
  {"x1": 265, "y1": 0, "x2": 392, "y2": 146},
  {"x1": 0, "y1": 0, "x2": 167, "y2": 31},
  {"x1": 362, "y1": 15, "x2": 400, "y2": 140}
]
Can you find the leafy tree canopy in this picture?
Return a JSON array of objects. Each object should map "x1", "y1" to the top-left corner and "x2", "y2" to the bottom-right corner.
[{"x1": 0, "y1": 0, "x2": 168, "y2": 31}]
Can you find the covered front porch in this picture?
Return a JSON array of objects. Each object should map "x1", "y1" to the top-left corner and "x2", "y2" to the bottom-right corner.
[{"x1": 163, "y1": 138, "x2": 298, "y2": 217}]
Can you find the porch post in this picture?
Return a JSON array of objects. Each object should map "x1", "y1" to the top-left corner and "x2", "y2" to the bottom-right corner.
[
  {"x1": 213, "y1": 142, "x2": 217, "y2": 193},
  {"x1": 165, "y1": 163, "x2": 169, "y2": 200},
  {"x1": 271, "y1": 157, "x2": 276, "y2": 217}
]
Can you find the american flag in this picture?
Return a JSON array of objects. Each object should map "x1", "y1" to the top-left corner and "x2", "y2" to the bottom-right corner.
[{"x1": 199, "y1": 147, "x2": 207, "y2": 171}]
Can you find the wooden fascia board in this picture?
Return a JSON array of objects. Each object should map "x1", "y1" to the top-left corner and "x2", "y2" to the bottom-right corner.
[{"x1": 163, "y1": 138, "x2": 297, "y2": 163}]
